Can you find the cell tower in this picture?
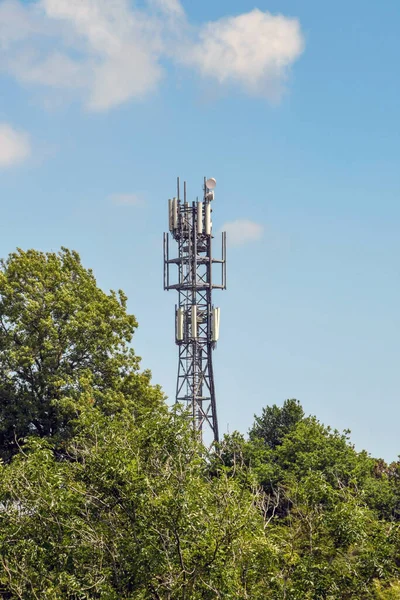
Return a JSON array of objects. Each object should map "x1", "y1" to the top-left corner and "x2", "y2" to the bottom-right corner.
[{"x1": 163, "y1": 177, "x2": 227, "y2": 443}]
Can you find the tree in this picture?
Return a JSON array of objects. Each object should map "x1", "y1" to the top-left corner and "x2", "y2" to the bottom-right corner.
[
  {"x1": 373, "y1": 580, "x2": 400, "y2": 599},
  {"x1": 249, "y1": 398, "x2": 304, "y2": 449},
  {"x1": 0, "y1": 247, "x2": 151, "y2": 461},
  {"x1": 0, "y1": 401, "x2": 280, "y2": 599},
  {"x1": 218, "y1": 404, "x2": 400, "y2": 598}
]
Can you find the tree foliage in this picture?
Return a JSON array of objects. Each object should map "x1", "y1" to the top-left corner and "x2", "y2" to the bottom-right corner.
[
  {"x1": 0, "y1": 403, "x2": 277, "y2": 599},
  {"x1": 0, "y1": 248, "x2": 145, "y2": 461},
  {"x1": 1, "y1": 248, "x2": 400, "y2": 598},
  {"x1": 249, "y1": 398, "x2": 305, "y2": 449}
]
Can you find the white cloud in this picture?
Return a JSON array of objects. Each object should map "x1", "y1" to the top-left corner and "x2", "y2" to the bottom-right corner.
[
  {"x1": 0, "y1": 1, "x2": 304, "y2": 110},
  {"x1": 88, "y1": 45, "x2": 162, "y2": 111},
  {"x1": 0, "y1": 123, "x2": 31, "y2": 167},
  {"x1": 109, "y1": 193, "x2": 143, "y2": 206},
  {"x1": 0, "y1": 0, "x2": 47, "y2": 45},
  {"x1": 184, "y1": 9, "x2": 304, "y2": 100},
  {"x1": 0, "y1": 0, "x2": 167, "y2": 110},
  {"x1": 148, "y1": 0, "x2": 184, "y2": 18},
  {"x1": 222, "y1": 219, "x2": 263, "y2": 247},
  {"x1": 9, "y1": 51, "x2": 89, "y2": 89}
]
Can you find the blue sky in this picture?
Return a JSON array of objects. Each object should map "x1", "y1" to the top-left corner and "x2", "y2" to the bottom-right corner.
[{"x1": 1, "y1": 0, "x2": 400, "y2": 460}]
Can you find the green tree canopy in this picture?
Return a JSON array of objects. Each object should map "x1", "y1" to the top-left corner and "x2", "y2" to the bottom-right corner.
[
  {"x1": 217, "y1": 404, "x2": 400, "y2": 599},
  {"x1": 0, "y1": 401, "x2": 277, "y2": 599},
  {"x1": 0, "y1": 247, "x2": 151, "y2": 461},
  {"x1": 249, "y1": 398, "x2": 304, "y2": 449}
]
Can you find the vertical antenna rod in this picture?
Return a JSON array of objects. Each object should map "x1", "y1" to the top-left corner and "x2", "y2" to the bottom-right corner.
[{"x1": 163, "y1": 177, "x2": 227, "y2": 443}]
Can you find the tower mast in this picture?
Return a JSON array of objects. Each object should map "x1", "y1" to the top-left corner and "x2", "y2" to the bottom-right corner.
[{"x1": 163, "y1": 177, "x2": 226, "y2": 442}]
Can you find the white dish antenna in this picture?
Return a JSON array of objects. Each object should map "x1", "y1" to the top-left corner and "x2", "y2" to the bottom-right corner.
[{"x1": 206, "y1": 177, "x2": 216, "y2": 190}]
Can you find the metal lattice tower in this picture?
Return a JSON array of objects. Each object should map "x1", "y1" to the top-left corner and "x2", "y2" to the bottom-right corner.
[{"x1": 163, "y1": 177, "x2": 226, "y2": 443}]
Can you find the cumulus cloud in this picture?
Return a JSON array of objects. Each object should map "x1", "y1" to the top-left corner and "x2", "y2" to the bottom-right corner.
[
  {"x1": 109, "y1": 193, "x2": 143, "y2": 206},
  {"x1": 0, "y1": 1, "x2": 304, "y2": 110},
  {"x1": 148, "y1": 0, "x2": 185, "y2": 18},
  {"x1": 0, "y1": 123, "x2": 31, "y2": 167},
  {"x1": 183, "y1": 9, "x2": 304, "y2": 100},
  {"x1": 222, "y1": 219, "x2": 264, "y2": 247},
  {"x1": 0, "y1": 0, "x2": 165, "y2": 110}
]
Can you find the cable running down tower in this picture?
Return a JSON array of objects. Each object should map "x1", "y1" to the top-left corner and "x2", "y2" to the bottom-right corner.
[{"x1": 163, "y1": 177, "x2": 227, "y2": 443}]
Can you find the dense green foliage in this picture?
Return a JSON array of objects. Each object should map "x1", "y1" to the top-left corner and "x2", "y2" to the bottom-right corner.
[
  {"x1": 0, "y1": 248, "x2": 143, "y2": 461},
  {"x1": 1, "y1": 248, "x2": 400, "y2": 598}
]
